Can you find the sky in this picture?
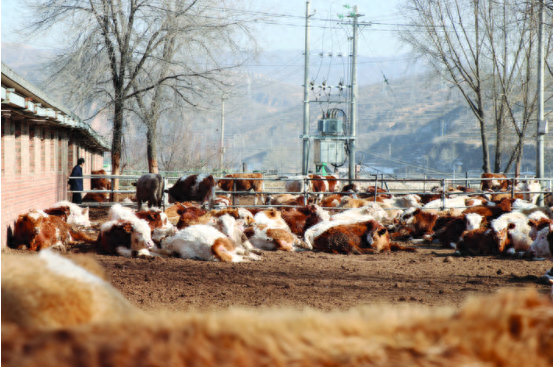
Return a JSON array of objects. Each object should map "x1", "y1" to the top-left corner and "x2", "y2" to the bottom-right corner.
[{"x1": 1, "y1": 0, "x2": 405, "y2": 58}]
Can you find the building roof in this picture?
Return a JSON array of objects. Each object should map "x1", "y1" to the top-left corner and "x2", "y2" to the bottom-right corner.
[{"x1": 1, "y1": 62, "x2": 110, "y2": 151}]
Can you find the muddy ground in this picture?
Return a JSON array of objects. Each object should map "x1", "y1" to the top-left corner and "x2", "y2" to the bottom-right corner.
[
  {"x1": 79, "y1": 202, "x2": 553, "y2": 313},
  {"x1": 8, "y1": 201, "x2": 550, "y2": 314}
]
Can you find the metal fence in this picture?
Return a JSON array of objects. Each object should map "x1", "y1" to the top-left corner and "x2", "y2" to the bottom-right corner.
[{"x1": 70, "y1": 172, "x2": 552, "y2": 211}]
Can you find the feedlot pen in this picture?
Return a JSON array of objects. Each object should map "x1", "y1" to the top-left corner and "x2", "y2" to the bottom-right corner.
[
  {"x1": 75, "y1": 203, "x2": 554, "y2": 312},
  {"x1": 54, "y1": 173, "x2": 554, "y2": 312}
]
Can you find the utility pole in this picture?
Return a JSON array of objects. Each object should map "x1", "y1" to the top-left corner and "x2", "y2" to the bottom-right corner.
[
  {"x1": 348, "y1": 5, "x2": 362, "y2": 183},
  {"x1": 220, "y1": 94, "x2": 228, "y2": 171},
  {"x1": 536, "y1": 0, "x2": 546, "y2": 206},
  {"x1": 302, "y1": 1, "x2": 313, "y2": 175}
]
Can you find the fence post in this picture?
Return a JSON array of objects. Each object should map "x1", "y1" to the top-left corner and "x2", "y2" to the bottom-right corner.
[
  {"x1": 465, "y1": 171, "x2": 469, "y2": 189},
  {"x1": 380, "y1": 174, "x2": 384, "y2": 189},
  {"x1": 232, "y1": 179, "x2": 236, "y2": 207},
  {"x1": 441, "y1": 179, "x2": 446, "y2": 211},
  {"x1": 163, "y1": 177, "x2": 168, "y2": 209},
  {"x1": 374, "y1": 175, "x2": 378, "y2": 203},
  {"x1": 303, "y1": 177, "x2": 308, "y2": 206},
  {"x1": 110, "y1": 176, "x2": 115, "y2": 203},
  {"x1": 511, "y1": 178, "x2": 515, "y2": 200},
  {"x1": 423, "y1": 174, "x2": 427, "y2": 193}
]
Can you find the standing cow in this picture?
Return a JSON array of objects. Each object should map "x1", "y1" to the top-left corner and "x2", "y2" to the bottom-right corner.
[
  {"x1": 165, "y1": 174, "x2": 216, "y2": 209},
  {"x1": 218, "y1": 173, "x2": 265, "y2": 205},
  {"x1": 133, "y1": 174, "x2": 164, "y2": 210}
]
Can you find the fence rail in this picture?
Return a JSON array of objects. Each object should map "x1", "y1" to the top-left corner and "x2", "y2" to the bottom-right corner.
[{"x1": 69, "y1": 173, "x2": 552, "y2": 211}]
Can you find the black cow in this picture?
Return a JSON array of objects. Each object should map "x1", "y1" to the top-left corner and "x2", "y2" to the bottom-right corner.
[{"x1": 133, "y1": 174, "x2": 164, "y2": 210}]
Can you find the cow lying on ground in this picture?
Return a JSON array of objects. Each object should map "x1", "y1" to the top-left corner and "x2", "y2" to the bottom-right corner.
[
  {"x1": 2, "y1": 252, "x2": 552, "y2": 367},
  {"x1": 133, "y1": 173, "x2": 164, "y2": 210},
  {"x1": 218, "y1": 173, "x2": 265, "y2": 205},
  {"x1": 433, "y1": 213, "x2": 485, "y2": 248},
  {"x1": 266, "y1": 194, "x2": 314, "y2": 207},
  {"x1": 391, "y1": 208, "x2": 439, "y2": 240},
  {"x1": 313, "y1": 219, "x2": 415, "y2": 254},
  {"x1": 2, "y1": 250, "x2": 139, "y2": 328},
  {"x1": 280, "y1": 205, "x2": 330, "y2": 237},
  {"x1": 253, "y1": 208, "x2": 291, "y2": 231},
  {"x1": 152, "y1": 220, "x2": 259, "y2": 262},
  {"x1": 243, "y1": 224, "x2": 310, "y2": 252},
  {"x1": 82, "y1": 191, "x2": 109, "y2": 203},
  {"x1": 12, "y1": 210, "x2": 95, "y2": 251},
  {"x1": 97, "y1": 217, "x2": 155, "y2": 258},
  {"x1": 44, "y1": 201, "x2": 91, "y2": 227},
  {"x1": 530, "y1": 225, "x2": 553, "y2": 261}
]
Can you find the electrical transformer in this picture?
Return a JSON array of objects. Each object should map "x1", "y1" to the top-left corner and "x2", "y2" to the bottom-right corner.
[
  {"x1": 317, "y1": 118, "x2": 343, "y2": 135},
  {"x1": 314, "y1": 139, "x2": 345, "y2": 165}
]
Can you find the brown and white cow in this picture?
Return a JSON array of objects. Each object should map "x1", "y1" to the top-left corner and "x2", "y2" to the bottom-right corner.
[
  {"x1": 391, "y1": 208, "x2": 439, "y2": 240},
  {"x1": 2, "y1": 250, "x2": 138, "y2": 328},
  {"x1": 91, "y1": 169, "x2": 111, "y2": 190},
  {"x1": 280, "y1": 205, "x2": 330, "y2": 237},
  {"x1": 97, "y1": 218, "x2": 155, "y2": 258},
  {"x1": 166, "y1": 174, "x2": 216, "y2": 208},
  {"x1": 308, "y1": 174, "x2": 340, "y2": 203},
  {"x1": 12, "y1": 210, "x2": 94, "y2": 251},
  {"x1": 529, "y1": 225, "x2": 553, "y2": 261},
  {"x1": 434, "y1": 213, "x2": 485, "y2": 248},
  {"x1": 481, "y1": 173, "x2": 509, "y2": 191},
  {"x1": 243, "y1": 224, "x2": 309, "y2": 252},
  {"x1": 152, "y1": 222, "x2": 260, "y2": 262},
  {"x1": 253, "y1": 208, "x2": 291, "y2": 231},
  {"x1": 44, "y1": 201, "x2": 91, "y2": 227},
  {"x1": 218, "y1": 173, "x2": 265, "y2": 205},
  {"x1": 313, "y1": 219, "x2": 416, "y2": 254},
  {"x1": 457, "y1": 228, "x2": 499, "y2": 256},
  {"x1": 462, "y1": 198, "x2": 512, "y2": 222},
  {"x1": 266, "y1": 194, "x2": 315, "y2": 207}
]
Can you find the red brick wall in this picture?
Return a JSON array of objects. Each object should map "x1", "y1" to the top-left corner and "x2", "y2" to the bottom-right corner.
[{"x1": 1, "y1": 115, "x2": 106, "y2": 248}]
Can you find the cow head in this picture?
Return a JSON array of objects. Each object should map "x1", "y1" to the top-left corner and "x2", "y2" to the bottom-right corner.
[
  {"x1": 129, "y1": 220, "x2": 155, "y2": 251},
  {"x1": 491, "y1": 222, "x2": 512, "y2": 253},
  {"x1": 529, "y1": 226, "x2": 553, "y2": 260},
  {"x1": 68, "y1": 207, "x2": 91, "y2": 227},
  {"x1": 400, "y1": 208, "x2": 419, "y2": 226},
  {"x1": 365, "y1": 225, "x2": 390, "y2": 253},
  {"x1": 465, "y1": 213, "x2": 484, "y2": 231}
]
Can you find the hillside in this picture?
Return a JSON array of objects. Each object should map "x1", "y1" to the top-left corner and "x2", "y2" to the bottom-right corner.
[{"x1": 2, "y1": 42, "x2": 551, "y2": 176}]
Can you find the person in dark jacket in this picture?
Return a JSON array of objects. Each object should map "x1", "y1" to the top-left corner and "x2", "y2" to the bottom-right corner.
[{"x1": 68, "y1": 158, "x2": 85, "y2": 204}]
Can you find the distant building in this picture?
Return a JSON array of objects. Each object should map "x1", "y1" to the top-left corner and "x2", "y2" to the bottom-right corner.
[{"x1": 1, "y1": 63, "x2": 110, "y2": 248}]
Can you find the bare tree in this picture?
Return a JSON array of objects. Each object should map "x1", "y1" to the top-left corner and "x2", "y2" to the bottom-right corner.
[
  {"x1": 398, "y1": 0, "x2": 552, "y2": 174},
  {"x1": 399, "y1": 0, "x2": 492, "y2": 172},
  {"x1": 126, "y1": 0, "x2": 259, "y2": 173},
  {"x1": 23, "y1": 0, "x2": 259, "y2": 194}
]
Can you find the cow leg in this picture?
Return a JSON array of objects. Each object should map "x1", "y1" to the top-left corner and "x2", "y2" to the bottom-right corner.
[
  {"x1": 273, "y1": 239, "x2": 293, "y2": 251},
  {"x1": 211, "y1": 238, "x2": 235, "y2": 262},
  {"x1": 137, "y1": 199, "x2": 143, "y2": 211}
]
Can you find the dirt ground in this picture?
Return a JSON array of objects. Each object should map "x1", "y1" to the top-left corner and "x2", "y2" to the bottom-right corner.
[{"x1": 72, "y1": 201, "x2": 552, "y2": 314}]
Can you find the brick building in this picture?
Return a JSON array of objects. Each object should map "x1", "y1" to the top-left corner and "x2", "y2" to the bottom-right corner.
[{"x1": 1, "y1": 63, "x2": 110, "y2": 248}]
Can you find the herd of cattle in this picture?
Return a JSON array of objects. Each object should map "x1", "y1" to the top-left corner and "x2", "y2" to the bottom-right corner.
[{"x1": 10, "y1": 172, "x2": 553, "y2": 282}]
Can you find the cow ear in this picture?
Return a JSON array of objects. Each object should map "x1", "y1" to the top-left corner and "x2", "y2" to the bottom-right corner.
[
  {"x1": 82, "y1": 207, "x2": 89, "y2": 216},
  {"x1": 122, "y1": 223, "x2": 133, "y2": 233}
]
